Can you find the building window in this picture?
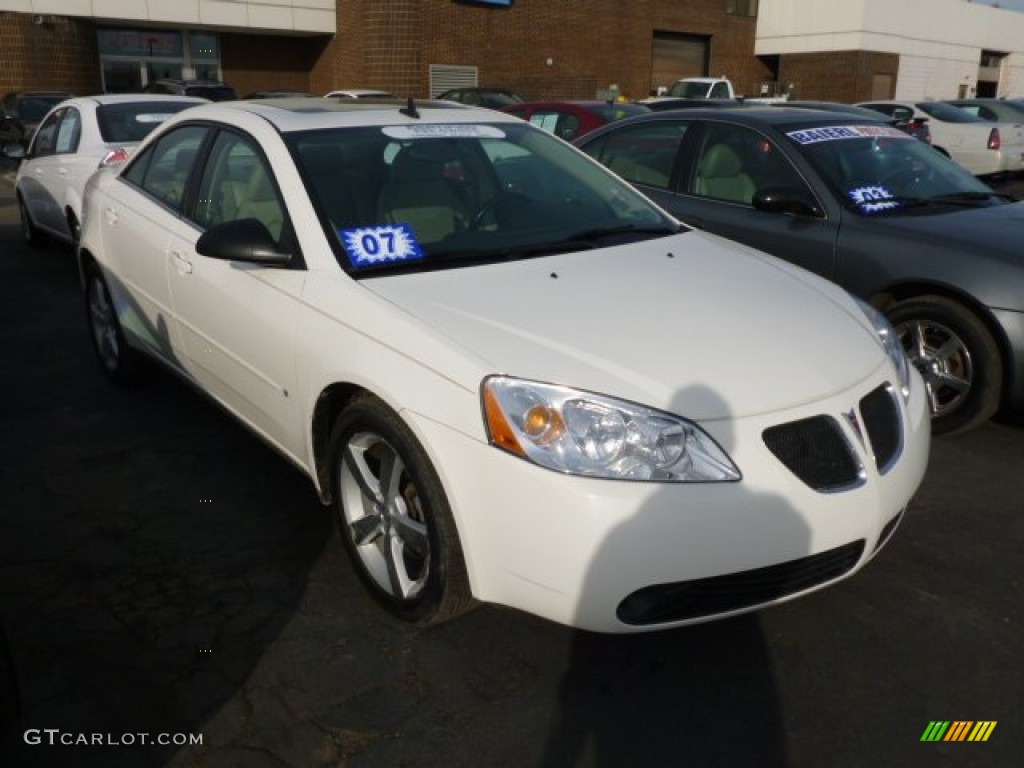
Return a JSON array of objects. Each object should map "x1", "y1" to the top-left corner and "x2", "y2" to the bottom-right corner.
[{"x1": 726, "y1": 0, "x2": 758, "y2": 16}]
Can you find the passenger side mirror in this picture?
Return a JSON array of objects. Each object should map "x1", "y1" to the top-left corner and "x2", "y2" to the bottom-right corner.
[
  {"x1": 195, "y1": 218, "x2": 292, "y2": 266},
  {"x1": 1, "y1": 142, "x2": 26, "y2": 160},
  {"x1": 752, "y1": 187, "x2": 824, "y2": 218}
]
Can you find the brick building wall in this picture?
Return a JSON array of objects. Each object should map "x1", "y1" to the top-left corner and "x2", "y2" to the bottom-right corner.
[
  {"x1": 0, "y1": 12, "x2": 101, "y2": 95},
  {"x1": 0, "y1": 2, "x2": 779, "y2": 103},
  {"x1": 778, "y1": 51, "x2": 901, "y2": 103},
  {"x1": 414, "y1": 0, "x2": 773, "y2": 102},
  {"x1": 221, "y1": 33, "x2": 332, "y2": 97}
]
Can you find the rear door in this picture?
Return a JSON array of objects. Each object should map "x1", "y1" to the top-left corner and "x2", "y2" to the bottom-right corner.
[
  {"x1": 100, "y1": 123, "x2": 210, "y2": 364},
  {"x1": 19, "y1": 108, "x2": 64, "y2": 233}
]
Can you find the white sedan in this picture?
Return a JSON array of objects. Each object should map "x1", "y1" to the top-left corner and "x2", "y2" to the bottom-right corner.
[
  {"x1": 857, "y1": 99, "x2": 1024, "y2": 177},
  {"x1": 4, "y1": 94, "x2": 204, "y2": 246},
  {"x1": 77, "y1": 99, "x2": 930, "y2": 632}
]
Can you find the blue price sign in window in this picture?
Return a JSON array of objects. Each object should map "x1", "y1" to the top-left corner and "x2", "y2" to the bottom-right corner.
[{"x1": 341, "y1": 224, "x2": 424, "y2": 268}]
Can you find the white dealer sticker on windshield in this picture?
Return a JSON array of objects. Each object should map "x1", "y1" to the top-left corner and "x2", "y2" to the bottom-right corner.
[
  {"x1": 382, "y1": 124, "x2": 506, "y2": 140},
  {"x1": 134, "y1": 114, "x2": 174, "y2": 123},
  {"x1": 787, "y1": 125, "x2": 909, "y2": 144},
  {"x1": 341, "y1": 224, "x2": 424, "y2": 267}
]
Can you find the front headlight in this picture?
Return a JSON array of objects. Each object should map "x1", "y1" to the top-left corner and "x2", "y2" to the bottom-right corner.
[
  {"x1": 855, "y1": 297, "x2": 911, "y2": 400},
  {"x1": 482, "y1": 376, "x2": 740, "y2": 482}
]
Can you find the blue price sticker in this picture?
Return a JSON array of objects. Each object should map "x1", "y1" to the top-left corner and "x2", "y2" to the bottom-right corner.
[{"x1": 340, "y1": 224, "x2": 424, "y2": 268}]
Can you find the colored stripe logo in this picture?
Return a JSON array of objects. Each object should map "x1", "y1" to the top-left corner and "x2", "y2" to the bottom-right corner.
[{"x1": 921, "y1": 721, "x2": 997, "y2": 742}]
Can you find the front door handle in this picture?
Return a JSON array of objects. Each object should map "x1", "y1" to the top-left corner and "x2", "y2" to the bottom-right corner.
[
  {"x1": 103, "y1": 207, "x2": 118, "y2": 226},
  {"x1": 171, "y1": 250, "x2": 193, "y2": 275}
]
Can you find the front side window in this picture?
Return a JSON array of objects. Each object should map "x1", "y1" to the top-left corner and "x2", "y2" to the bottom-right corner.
[
  {"x1": 124, "y1": 124, "x2": 207, "y2": 210},
  {"x1": 30, "y1": 109, "x2": 63, "y2": 157},
  {"x1": 55, "y1": 108, "x2": 81, "y2": 154},
  {"x1": 194, "y1": 130, "x2": 286, "y2": 241},
  {"x1": 690, "y1": 122, "x2": 808, "y2": 205},
  {"x1": 288, "y1": 121, "x2": 678, "y2": 275}
]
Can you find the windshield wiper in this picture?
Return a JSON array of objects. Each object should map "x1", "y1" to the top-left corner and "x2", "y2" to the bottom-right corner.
[
  {"x1": 429, "y1": 224, "x2": 683, "y2": 265},
  {"x1": 926, "y1": 191, "x2": 1009, "y2": 205},
  {"x1": 564, "y1": 223, "x2": 683, "y2": 243}
]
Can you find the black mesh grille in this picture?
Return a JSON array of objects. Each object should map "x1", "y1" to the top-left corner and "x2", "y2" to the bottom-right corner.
[
  {"x1": 763, "y1": 416, "x2": 860, "y2": 491},
  {"x1": 617, "y1": 540, "x2": 866, "y2": 625},
  {"x1": 861, "y1": 385, "x2": 901, "y2": 472}
]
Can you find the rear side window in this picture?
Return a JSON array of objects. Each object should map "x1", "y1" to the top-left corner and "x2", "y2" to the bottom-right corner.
[
  {"x1": 123, "y1": 125, "x2": 207, "y2": 211},
  {"x1": 581, "y1": 121, "x2": 688, "y2": 190},
  {"x1": 96, "y1": 102, "x2": 198, "y2": 143}
]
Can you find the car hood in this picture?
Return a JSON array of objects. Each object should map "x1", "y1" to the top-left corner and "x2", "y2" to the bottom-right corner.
[{"x1": 364, "y1": 232, "x2": 885, "y2": 421}]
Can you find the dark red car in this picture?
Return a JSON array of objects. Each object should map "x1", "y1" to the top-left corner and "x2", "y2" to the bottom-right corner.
[{"x1": 501, "y1": 100, "x2": 650, "y2": 141}]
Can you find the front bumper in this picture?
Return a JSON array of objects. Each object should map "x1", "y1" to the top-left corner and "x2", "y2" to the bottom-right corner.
[{"x1": 409, "y1": 365, "x2": 930, "y2": 633}]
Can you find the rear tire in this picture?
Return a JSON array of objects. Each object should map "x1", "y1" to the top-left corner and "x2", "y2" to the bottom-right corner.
[
  {"x1": 888, "y1": 295, "x2": 1001, "y2": 435},
  {"x1": 18, "y1": 196, "x2": 42, "y2": 249},
  {"x1": 84, "y1": 263, "x2": 151, "y2": 385},
  {"x1": 329, "y1": 394, "x2": 474, "y2": 625}
]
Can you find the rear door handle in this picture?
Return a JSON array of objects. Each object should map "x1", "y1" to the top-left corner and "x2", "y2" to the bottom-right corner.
[{"x1": 171, "y1": 250, "x2": 193, "y2": 275}]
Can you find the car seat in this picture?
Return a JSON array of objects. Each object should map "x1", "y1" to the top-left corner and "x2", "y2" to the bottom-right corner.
[
  {"x1": 377, "y1": 143, "x2": 470, "y2": 243},
  {"x1": 694, "y1": 143, "x2": 756, "y2": 204}
]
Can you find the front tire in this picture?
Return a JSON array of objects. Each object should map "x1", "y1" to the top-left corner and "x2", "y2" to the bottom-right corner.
[
  {"x1": 84, "y1": 264, "x2": 150, "y2": 385},
  {"x1": 889, "y1": 295, "x2": 1002, "y2": 435},
  {"x1": 329, "y1": 394, "x2": 474, "y2": 624}
]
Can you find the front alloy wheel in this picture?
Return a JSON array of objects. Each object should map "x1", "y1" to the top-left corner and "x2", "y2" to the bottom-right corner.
[
  {"x1": 890, "y1": 295, "x2": 1001, "y2": 435},
  {"x1": 330, "y1": 395, "x2": 473, "y2": 624}
]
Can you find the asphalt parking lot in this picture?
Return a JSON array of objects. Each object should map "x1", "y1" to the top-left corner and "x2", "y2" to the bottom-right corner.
[{"x1": 0, "y1": 164, "x2": 1021, "y2": 768}]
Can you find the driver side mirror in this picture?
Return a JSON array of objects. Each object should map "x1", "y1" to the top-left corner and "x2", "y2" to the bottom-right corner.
[
  {"x1": 195, "y1": 218, "x2": 292, "y2": 266},
  {"x1": 1, "y1": 142, "x2": 26, "y2": 160},
  {"x1": 752, "y1": 186, "x2": 824, "y2": 218}
]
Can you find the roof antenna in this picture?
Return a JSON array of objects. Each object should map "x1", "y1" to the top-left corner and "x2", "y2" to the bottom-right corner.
[{"x1": 400, "y1": 97, "x2": 420, "y2": 119}]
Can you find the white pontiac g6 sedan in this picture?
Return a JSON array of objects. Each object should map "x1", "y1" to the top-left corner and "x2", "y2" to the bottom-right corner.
[
  {"x1": 77, "y1": 99, "x2": 930, "y2": 633},
  {"x1": 6, "y1": 94, "x2": 206, "y2": 246}
]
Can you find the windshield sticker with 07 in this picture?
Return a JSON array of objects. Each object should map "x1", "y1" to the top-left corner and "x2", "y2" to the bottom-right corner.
[{"x1": 341, "y1": 224, "x2": 424, "y2": 268}]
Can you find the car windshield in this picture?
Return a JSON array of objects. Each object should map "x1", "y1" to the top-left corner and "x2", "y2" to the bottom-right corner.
[
  {"x1": 96, "y1": 101, "x2": 199, "y2": 143},
  {"x1": 591, "y1": 103, "x2": 650, "y2": 122},
  {"x1": 916, "y1": 102, "x2": 985, "y2": 123},
  {"x1": 667, "y1": 81, "x2": 713, "y2": 99},
  {"x1": 184, "y1": 85, "x2": 236, "y2": 101},
  {"x1": 787, "y1": 123, "x2": 995, "y2": 215},
  {"x1": 19, "y1": 95, "x2": 68, "y2": 122},
  {"x1": 288, "y1": 121, "x2": 680, "y2": 275}
]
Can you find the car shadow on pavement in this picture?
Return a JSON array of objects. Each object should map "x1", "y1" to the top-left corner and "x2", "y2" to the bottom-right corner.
[
  {"x1": 541, "y1": 384, "x2": 810, "y2": 767},
  {"x1": 0, "y1": 234, "x2": 335, "y2": 767}
]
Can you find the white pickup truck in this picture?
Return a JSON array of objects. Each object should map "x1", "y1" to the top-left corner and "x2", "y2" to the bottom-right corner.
[{"x1": 660, "y1": 77, "x2": 789, "y2": 104}]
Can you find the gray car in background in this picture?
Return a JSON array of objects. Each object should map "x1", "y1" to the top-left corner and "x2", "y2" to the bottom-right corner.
[{"x1": 576, "y1": 106, "x2": 1024, "y2": 434}]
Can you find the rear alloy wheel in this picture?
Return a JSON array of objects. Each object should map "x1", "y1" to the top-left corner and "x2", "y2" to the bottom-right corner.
[
  {"x1": 18, "y1": 196, "x2": 42, "y2": 248},
  {"x1": 889, "y1": 296, "x2": 1002, "y2": 435},
  {"x1": 84, "y1": 264, "x2": 149, "y2": 385},
  {"x1": 330, "y1": 394, "x2": 474, "y2": 624}
]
